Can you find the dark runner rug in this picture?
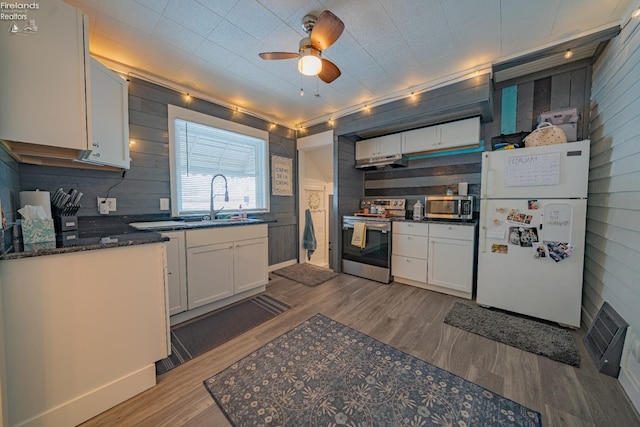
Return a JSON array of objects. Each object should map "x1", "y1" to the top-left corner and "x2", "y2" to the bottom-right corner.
[
  {"x1": 156, "y1": 294, "x2": 290, "y2": 375},
  {"x1": 272, "y1": 263, "x2": 338, "y2": 287},
  {"x1": 204, "y1": 314, "x2": 541, "y2": 426},
  {"x1": 444, "y1": 302, "x2": 580, "y2": 367}
]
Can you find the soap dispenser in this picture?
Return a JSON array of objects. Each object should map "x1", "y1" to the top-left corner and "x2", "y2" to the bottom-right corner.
[{"x1": 413, "y1": 200, "x2": 423, "y2": 221}]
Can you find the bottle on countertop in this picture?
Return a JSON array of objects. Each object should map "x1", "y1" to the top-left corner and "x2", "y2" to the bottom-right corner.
[
  {"x1": 239, "y1": 204, "x2": 247, "y2": 219},
  {"x1": 413, "y1": 200, "x2": 423, "y2": 221}
]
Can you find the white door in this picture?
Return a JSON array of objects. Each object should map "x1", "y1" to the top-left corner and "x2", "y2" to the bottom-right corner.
[
  {"x1": 304, "y1": 187, "x2": 326, "y2": 267},
  {"x1": 477, "y1": 198, "x2": 587, "y2": 327},
  {"x1": 481, "y1": 140, "x2": 590, "y2": 199}
]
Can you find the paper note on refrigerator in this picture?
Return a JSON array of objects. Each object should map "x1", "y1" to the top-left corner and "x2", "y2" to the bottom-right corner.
[
  {"x1": 486, "y1": 227, "x2": 505, "y2": 239},
  {"x1": 504, "y1": 152, "x2": 560, "y2": 187},
  {"x1": 543, "y1": 204, "x2": 573, "y2": 242}
]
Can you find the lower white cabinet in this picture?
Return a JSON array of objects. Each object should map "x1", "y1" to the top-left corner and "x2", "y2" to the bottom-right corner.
[
  {"x1": 0, "y1": 243, "x2": 169, "y2": 427},
  {"x1": 428, "y1": 223, "x2": 475, "y2": 297},
  {"x1": 392, "y1": 222, "x2": 429, "y2": 283},
  {"x1": 185, "y1": 224, "x2": 268, "y2": 311},
  {"x1": 392, "y1": 221, "x2": 476, "y2": 299},
  {"x1": 162, "y1": 231, "x2": 188, "y2": 315}
]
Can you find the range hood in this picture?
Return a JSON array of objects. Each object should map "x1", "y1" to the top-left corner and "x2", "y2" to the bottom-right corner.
[{"x1": 355, "y1": 153, "x2": 408, "y2": 170}]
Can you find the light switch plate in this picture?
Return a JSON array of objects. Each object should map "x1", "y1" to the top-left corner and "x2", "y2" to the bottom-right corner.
[{"x1": 160, "y1": 198, "x2": 170, "y2": 211}]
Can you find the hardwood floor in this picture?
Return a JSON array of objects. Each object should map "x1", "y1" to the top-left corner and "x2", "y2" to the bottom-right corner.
[{"x1": 82, "y1": 273, "x2": 640, "y2": 426}]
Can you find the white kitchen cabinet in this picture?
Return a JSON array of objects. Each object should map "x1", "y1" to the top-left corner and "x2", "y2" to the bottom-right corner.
[
  {"x1": 0, "y1": 243, "x2": 169, "y2": 427},
  {"x1": 185, "y1": 224, "x2": 268, "y2": 311},
  {"x1": 235, "y1": 238, "x2": 269, "y2": 293},
  {"x1": 355, "y1": 134, "x2": 402, "y2": 160},
  {"x1": 0, "y1": 0, "x2": 90, "y2": 151},
  {"x1": 402, "y1": 126, "x2": 439, "y2": 153},
  {"x1": 427, "y1": 223, "x2": 476, "y2": 299},
  {"x1": 392, "y1": 222, "x2": 429, "y2": 284},
  {"x1": 401, "y1": 117, "x2": 481, "y2": 155},
  {"x1": 162, "y1": 231, "x2": 188, "y2": 315},
  {"x1": 79, "y1": 58, "x2": 130, "y2": 169},
  {"x1": 187, "y1": 242, "x2": 235, "y2": 308},
  {"x1": 392, "y1": 221, "x2": 476, "y2": 300},
  {"x1": 438, "y1": 117, "x2": 481, "y2": 151}
]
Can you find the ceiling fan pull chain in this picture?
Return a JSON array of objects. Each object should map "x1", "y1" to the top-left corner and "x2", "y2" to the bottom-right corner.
[
  {"x1": 300, "y1": 74, "x2": 304, "y2": 96},
  {"x1": 315, "y1": 78, "x2": 321, "y2": 98}
]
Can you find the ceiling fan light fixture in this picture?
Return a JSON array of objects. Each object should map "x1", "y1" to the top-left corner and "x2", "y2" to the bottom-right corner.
[{"x1": 298, "y1": 48, "x2": 322, "y2": 76}]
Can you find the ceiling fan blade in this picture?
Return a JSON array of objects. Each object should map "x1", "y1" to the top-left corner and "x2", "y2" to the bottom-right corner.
[
  {"x1": 318, "y1": 58, "x2": 341, "y2": 83},
  {"x1": 259, "y1": 52, "x2": 298, "y2": 60},
  {"x1": 310, "y1": 10, "x2": 344, "y2": 51}
]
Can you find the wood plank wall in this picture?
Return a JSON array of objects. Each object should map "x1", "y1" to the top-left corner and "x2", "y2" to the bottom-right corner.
[
  {"x1": 587, "y1": 14, "x2": 640, "y2": 377},
  {"x1": 18, "y1": 77, "x2": 298, "y2": 266}
]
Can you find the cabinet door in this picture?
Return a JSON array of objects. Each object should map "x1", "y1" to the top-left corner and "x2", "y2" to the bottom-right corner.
[
  {"x1": 392, "y1": 234, "x2": 428, "y2": 259},
  {"x1": 82, "y1": 58, "x2": 130, "y2": 168},
  {"x1": 437, "y1": 117, "x2": 480, "y2": 151},
  {"x1": 355, "y1": 138, "x2": 380, "y2": 160},
  {"x1": 234, "y1": 238, "x2": 268, "y2": 293},
  {"x1": 187, "y1": 243, "x2": 234, "y2": 309},
  {"x1": 392, "y1": 255, "x2": 428, "y2": 282},
  {"x1": 427, "y1": 237, "x2": 474, "y2": 293},
  {"x1": 163, "y1": 232, "x2": 187, "y2": 316},
  {"x1": 402, "y1": 126, "x2": 439, "y2": 154},
  {"x1": 377, "y1": 134, "x2": 402, "y2": 157},
  {"x1": 0, "y1": 1, "x2": 89, "y2": 150}
]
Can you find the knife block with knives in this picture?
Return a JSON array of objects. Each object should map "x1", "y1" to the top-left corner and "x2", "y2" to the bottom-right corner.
[{"x1": 51, "y1": 188, "x2": 82, "y2": 244}]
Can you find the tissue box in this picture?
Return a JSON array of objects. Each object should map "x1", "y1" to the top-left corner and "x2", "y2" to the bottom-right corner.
[
  {"x1": 537, "y1": 108, "x2": 579, "y2": 142},
  {"x1": 21, "y1": 219, "x2": 55, "y2": 244}
]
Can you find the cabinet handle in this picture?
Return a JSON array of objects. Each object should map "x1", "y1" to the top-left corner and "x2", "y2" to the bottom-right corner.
[
  {"x1": 92, "y1": 153, "x2": 101, "y2": 158},
  {"x1": 168, "y1": 271, "x2": 173, "y2": 275},
  {"x1": 92, "y1": 141, "x2": 100, "y2": 148}
]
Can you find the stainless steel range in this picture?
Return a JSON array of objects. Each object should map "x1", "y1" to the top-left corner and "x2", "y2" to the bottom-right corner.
[{"x1": 341, "y1": 198, "x2": 406, "y2": 283}]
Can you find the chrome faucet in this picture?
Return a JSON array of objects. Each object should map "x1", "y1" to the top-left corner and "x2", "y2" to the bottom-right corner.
[{"x1": 210, "y1": 174, "x2": 229, "y2": 219}]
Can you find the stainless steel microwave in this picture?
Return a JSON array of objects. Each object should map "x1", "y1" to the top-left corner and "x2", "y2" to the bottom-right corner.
[{"x1": 425, "y1": 195, "x2": 474, "y2": 220}]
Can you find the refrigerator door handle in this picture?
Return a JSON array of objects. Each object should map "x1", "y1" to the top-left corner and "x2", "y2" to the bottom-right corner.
[
  {"x1": 480, "y1": 201, "x2": 487, "y2": 252},
  {"x1": 481, "y1": 152, "x2": 491, "y2": 198}
]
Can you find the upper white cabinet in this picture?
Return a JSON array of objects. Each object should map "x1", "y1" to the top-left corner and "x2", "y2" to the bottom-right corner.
[
  {"x1": 0, "y1": 0, "x2": 90, "y2": 151},
  {"x1": 402, "y1": 117, "x2": 481, "y2": 155},
  {"x1": 402, "y1": 126, "x2": 439, "y2": 153},
  {"x1": 355, "y1": 134, "x2": 402, "y2": 160},
  {"x1": 79, "y1": 58, "x2": 130, "y2": 169}
]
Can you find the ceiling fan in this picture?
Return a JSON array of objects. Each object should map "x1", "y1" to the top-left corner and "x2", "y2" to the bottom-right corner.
[{"x1": 258, "y1": 10, "x2": 345, "y2": 83}]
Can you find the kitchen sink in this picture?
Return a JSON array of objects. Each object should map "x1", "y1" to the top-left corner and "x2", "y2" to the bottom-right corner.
[
  {"x1": 129, "y1": 218, "x2": 262, "y2": 231},
  {"x1": 186, "y1": 218, "x2": 260, "y2": 227}
]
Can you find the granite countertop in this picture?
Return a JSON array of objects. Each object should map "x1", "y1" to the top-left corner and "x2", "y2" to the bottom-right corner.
[
  {"x1": 393, "y1": 218, "x2": 478, "y2": 226},
  {"x1": 0, "y1": 230, "x2": 168, "y2": 261}
]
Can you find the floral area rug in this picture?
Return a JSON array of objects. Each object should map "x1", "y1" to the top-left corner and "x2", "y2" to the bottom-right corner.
[{"x1": 204, "y1": 314, "x2": 541, "y2": 426}]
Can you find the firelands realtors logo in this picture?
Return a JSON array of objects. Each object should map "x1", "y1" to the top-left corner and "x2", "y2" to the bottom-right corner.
[
  {"x1": 1, "y1": 2, "x2": 39, "y2": 34},
  {"x1": 1, "y1": 2, "x2": 38, "y2": 19}
]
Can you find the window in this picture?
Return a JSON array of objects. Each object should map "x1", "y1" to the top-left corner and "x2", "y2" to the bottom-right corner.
[{"x1": 168, "y1": 105, "x2": 269, "y2": 217}]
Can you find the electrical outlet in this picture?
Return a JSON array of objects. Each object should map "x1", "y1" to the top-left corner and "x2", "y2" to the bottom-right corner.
[
  {"x1": 160, "y1": 198, "x2": 170, "y2": 211},
  {"x1": 97, "y1": 197, "x2": 117, "y2": 214}
]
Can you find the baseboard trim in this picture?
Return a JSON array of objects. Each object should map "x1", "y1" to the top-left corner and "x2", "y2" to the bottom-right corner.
[
  {"x1": 16, "y1": 365, "x2": 156, "y2": 427},
  {"x1": 268, "y1": 259, "x2": 297, "y2": 272}
]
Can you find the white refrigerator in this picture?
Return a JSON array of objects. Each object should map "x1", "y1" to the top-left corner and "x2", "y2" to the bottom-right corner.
[{"x1": 476, "y1": 140, "x2": 590, "y2": 328}]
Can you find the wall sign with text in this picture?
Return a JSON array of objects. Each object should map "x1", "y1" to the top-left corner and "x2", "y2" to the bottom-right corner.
[{"x1": 271, "y1": 155, "x2": 293, "y2": 196}]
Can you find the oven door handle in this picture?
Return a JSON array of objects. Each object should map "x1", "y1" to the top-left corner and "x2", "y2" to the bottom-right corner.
[{"x1": 343, "y1": 223, "x2": 390, "y2": 232}]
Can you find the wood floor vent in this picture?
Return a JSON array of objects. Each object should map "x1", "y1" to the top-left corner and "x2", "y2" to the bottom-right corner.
[{"x1": 583, "y1": 302, "x2": 628, "y2": 378}]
